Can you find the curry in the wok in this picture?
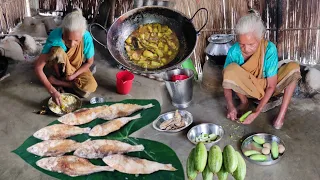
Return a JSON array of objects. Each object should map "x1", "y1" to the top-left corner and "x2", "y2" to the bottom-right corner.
[{"x1": 125, "y1": 23, "x2": 179, "y2": 69}]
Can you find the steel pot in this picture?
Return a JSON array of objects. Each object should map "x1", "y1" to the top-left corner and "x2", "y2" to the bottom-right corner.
[{"x1": 205, "y1": 34, "x2": 234, "y2": 56}]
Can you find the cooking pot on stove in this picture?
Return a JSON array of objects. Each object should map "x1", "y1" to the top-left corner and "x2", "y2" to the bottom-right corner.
[{"x1": 205, "y1": 34, "x2": 234, "y2": 56}]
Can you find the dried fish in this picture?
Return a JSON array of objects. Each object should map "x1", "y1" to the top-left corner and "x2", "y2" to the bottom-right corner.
[
  {"x1": 74, "y1": 139, "x2": 144, "y2": 159},
  {"x1": 58, "y1": 103, "x2": 153, "y2": 125},
  {"x1": 103, "y1": 154, "x2": 176, "y2": 174},
  {"x1": 27, "y1": 140, "x2": 80, "y2": 157},
  {"x1": 160, "y1": 110, "x2": 185, "y2": 130},
  {"x1": 89, "y1": 114, "x2": 141, "y2": 137},
  {"x1": 36, "y1": 156, "x2": 114, "y2": 177},
  {"x1": 57, "y1": 106, "x2": 105, "y2": 125},
  {"x1": 97, "y1": 103, "x2": 154, "y2": 120},
  {"x1": 33, "y1": 124, "x2": 91, "y2": 140}
]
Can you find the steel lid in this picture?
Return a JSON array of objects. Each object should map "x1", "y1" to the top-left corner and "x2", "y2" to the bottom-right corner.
[{"x1": 208, "y1": 34, "x2": 234, "y2": 44}]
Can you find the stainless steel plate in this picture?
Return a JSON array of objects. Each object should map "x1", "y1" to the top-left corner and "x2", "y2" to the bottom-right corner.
[
  {"x1": 241, "y1": 133, "x2": 285, "y2": 166},
  {"x1": 187, "y1": 123, "x2": 224, "y2": 148},
  {"x1": 153, "y1": 110, "x2": 193, "y2": 133},
  {"x1": 48, "y1": 93, "x2": 82, "y2": 116}
]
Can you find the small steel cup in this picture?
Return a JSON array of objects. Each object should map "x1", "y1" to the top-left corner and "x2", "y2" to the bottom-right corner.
[{"x1": 90, "y1": 97, "x2": 105, "y2": 104}]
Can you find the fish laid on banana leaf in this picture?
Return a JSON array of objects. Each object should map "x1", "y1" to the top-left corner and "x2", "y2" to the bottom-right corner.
[
  {"x1": 33, "y1": 124, "x2": 90, "y2": 140},
  {"x1": 89, "y1": 114, "x2": 141, "y2": 137},
  {"x1": 58, "y1": 103, "x2": 153, "y2": 125},
  {"x1": 97, "y1": 103, "x2": 153, "y2": 120},
  {"x1": 57, "y1": 106, "x2": 106, "y2": 125},
  {"x1": 74, "y1": 139, "x2": 144, "y2": 159},
  {"x1": 27, "y1": 139, "x2": 81, "y2": 157},
  {"x1": 36, "y1": 156, "x2": 114, "y2": 177},
  {"x1": 102, "y1": 154, "x2": 176, "y2": 174}
]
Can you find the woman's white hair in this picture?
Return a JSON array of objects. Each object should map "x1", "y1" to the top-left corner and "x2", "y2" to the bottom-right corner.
[
  {"x1": 235, "y1": 12, "x2": 266, "y2": 39},
  {"x1": 61, "y1": 8, "x2": 87, "y2": 35}
]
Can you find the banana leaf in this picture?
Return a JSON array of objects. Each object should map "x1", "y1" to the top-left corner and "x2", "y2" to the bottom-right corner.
[{"x1": 13, "y1": 99, "x2": 184, "y2": 180}]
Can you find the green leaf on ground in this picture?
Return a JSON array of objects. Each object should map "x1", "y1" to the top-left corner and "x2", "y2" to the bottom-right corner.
[{"x1": 13, "y1": 99, "x2": 184, "y2": 180}]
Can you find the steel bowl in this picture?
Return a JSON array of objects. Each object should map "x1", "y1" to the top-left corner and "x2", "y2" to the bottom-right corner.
[
  {"x1": 241, "y1": 133, "x2": 285, "y2": 166},
  {"x1": 48, "y1": 93, "x2": 82, "y2": 116},
  {"x1": 187, "y1": 123, "x2": 224, "y2": 148},
  {"x1": 153, "y1": 110, "x2": 193, "y2": 133},
  {"x1": 90, "y1": 97, "x2": 105, "y2": 104}
]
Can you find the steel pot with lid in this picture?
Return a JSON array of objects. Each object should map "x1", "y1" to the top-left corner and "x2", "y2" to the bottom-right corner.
[{"x1": 205, "y1": 34, "x2": 234, "y2": 56}]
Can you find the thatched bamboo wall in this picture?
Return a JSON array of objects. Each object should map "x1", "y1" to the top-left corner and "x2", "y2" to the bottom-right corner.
[
  {"x1": 38, "y1": 0, "x2": 133, "y2": 21},
  {"x1": 39, "y1": 0, "x2": 101, "y2": 20},
  {"x1": 0, "y1": 0, "x2": 26, "y2": 33},
  {"x1": 277, "y1": 0, "x2": 320, "y2": 65}
]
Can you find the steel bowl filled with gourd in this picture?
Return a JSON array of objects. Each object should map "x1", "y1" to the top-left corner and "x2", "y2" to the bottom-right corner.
[{"x1": 187, "y1": 123, "x2": 224, "y2": 148}]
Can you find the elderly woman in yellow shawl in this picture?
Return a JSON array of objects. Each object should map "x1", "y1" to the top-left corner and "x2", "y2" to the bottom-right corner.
[
  {"x1": 223, "y1": 13, "x2": 301, "y2": 129},
  {"x1": 35, "y1": 9, "x2": 97, "y2": 106}
]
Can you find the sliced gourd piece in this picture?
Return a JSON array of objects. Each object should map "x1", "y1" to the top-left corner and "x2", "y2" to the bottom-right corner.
[
  {"x1": 164, "y1": 44, "x2": 169, "y2": 52},
  {"x1": 161, "y1": 58, "x2": 167, "y2": 63},
  {"x1": 158, "y1": 42, "x2": 164, "y2": 48},
  {"x1": 125, "y1": 37, "x2": 132, "y2": 44},
  {"x1": 155, "y1": 49, "x2": 164, "y2": 57},
  {"x1": 132, "y1": 52, "x2": 140, "y2": 61},
  {"x1": 151, "y1": 61, "x2": 161, "y2": 66},
  {"x1": 143, "y1": 50, "x2": 154, "y2": 58},
  {"x1": 140, "y1": 55, "x2": 146, "y2": 61},
  {"x1": 157, "y1": 24, "x2": 161, "y2": 32},
  {"x1": 125, "y1": 45, "x2": 131, "y2": 52},
  {"x1": 153, "y1": 28, "x2": 158, "y2": 33}
]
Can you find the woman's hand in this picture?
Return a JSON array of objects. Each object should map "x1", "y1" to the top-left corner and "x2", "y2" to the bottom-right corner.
[
  {"x1": 227, "y1": 106, "x2": 238, "y2": 121},
  {"x1": 242, "y1": 112, "x2": 259, "y2": 124},
  {"x1": 52, "y1": 91, "x2": 61, "y2": 106}
]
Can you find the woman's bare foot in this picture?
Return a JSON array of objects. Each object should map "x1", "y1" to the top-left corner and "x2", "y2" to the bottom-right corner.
[{"x1": 273, "y1": 115, "x2": 285, "y2": 129}]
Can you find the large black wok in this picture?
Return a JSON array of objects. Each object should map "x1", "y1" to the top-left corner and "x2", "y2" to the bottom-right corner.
[{"x1": 106, "y1": 6, "x2": 208, "y2": 73}]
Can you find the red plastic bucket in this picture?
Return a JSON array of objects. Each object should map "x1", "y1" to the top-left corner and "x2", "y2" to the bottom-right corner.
[{"x1": 116, "y1": 71, "x2": 134, "y2": 95}]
